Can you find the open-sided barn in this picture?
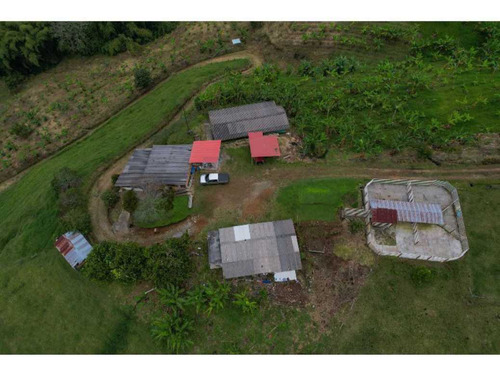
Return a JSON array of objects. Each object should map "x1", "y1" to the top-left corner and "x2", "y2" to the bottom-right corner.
[
  {"x1": 115, "y1": 145, "x2": 192, "y2": 190},
  {"x1": 209, "y1": 101, "x2": 289, "y2": 141}
]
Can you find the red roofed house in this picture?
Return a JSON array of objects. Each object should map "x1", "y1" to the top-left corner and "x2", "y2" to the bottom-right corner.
[
  {"x1": 248, "y1": 132, "x2": 281, "y2": 164},
  {"x1": 189, "y1": 140, "x2": 222, "y2": 170}
]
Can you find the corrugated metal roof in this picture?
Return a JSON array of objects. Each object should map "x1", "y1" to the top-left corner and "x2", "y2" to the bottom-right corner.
[
  {"x1": 372, "y1": 208, "x2": 398, "y2": 224},
  {"x1": 208, "y1": 219, "x2": 302, "y2": 279},
  {"x1": 55, "y1": 231, "x2": 93, "y2": 269},
  {"x1": 209, "y1": 101, "x2": 290, "y2": 141},
  {"x1": 189, "y1": 140, "x2": 221, "y2": 164},
  {"x1": 248, "y1": 132, "x2": 281, "y2": 158},
  {"x1": 115, "y1": 145, "x2": 192, "y2": 188},
  {"x1": 370, "y1": 199, "x2": 444, "y2": 225}
]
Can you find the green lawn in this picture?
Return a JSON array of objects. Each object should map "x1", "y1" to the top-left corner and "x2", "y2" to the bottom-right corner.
[
  {"x1": 272, "y1": 178, "x2": 361, "y2": 221},
  {"x1": 0, "y1": 58, "x2": 250, "y2": 353},
  {"x1": 134, "y1": 195, "x2": 191, "y2": 229}
]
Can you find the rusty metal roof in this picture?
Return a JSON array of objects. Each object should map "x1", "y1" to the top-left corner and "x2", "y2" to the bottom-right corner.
[
  {"x1": 55, "y1": 232, "x2": 93, "y2": 269},
  {"x1": 372, "y1": 208, "x2": 398, "y2": 224},
  {"x1": 370, "y1": 199, "x2": 444, "y2": 225},
  {"x1": 209, "y1": 101, "x2": 289, "y2": 141}
]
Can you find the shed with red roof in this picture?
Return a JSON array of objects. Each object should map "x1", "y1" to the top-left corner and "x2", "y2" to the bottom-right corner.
[
  {"x1": 189, "y1": 140, "x2": 221, "y2": 170},
  {"x1": 248, "y1": 132, "x2": 281, "y2": 163}
]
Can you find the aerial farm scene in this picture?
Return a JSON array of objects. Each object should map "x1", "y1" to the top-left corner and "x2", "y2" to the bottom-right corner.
[{"x1": 0, "y1": 20, "x2": 499, "y2": 355}]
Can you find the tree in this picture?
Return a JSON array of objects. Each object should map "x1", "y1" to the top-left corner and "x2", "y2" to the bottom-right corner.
[
  {"x1": 122, "y1": 189, "x2": 138, "y2": 213},
  {"x1": 112, "y1": 242, "x2": 147, "y2": 282},
  {"x1": 156, "y1": 187, "x2": 175, "y2": 213},
  {"x1": 101, "y1": 188, "x2": 120, "y2": 209},
  {"x1": 51, "y1": 167, "x2": 82, "y2": 195},
  {"x1": 134, "y1": 66, "x2": 152, "y2": 90},
  {"x1": 145, "y1": 233, "x2": 192, "y2": 288},
  {"x1": 0, "y1": 22, "x2": 60, "y2": 78}
]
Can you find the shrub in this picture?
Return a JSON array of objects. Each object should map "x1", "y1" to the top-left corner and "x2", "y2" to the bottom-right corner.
[
  {"x1": 411, "y1": 266, "x2": 434, "y2": 287},
  {"x1": 145, "y1": 233, "x2": 192, "y2": 288},
  {"x1": 9, "y1": 123, "x2": 33, "y2": 139},
  {"x1": 51, "y1": 167, "x2": 82, "y2": 195},
  {"x1": 111, "y1": 173, "x2": 120, "y2": 185},
  {"x1": 60, "y1": 208, "x2": 91, "y2": 235},
  {"x1": 112, "y1": 242, "x2": 147, "y2": 282},
  {"x1": 134, "y1": 67, "x2": 152, "y2": 89},
  {"x1": 156, "y1": 187, "x2": 175, "y2": 213},
  {"x1": 122, "y1": 189, "x2": 138, "y2": 213},
  {"x1": 233, "y1": 290, "x2": 258, "y2": 314},
  {"x1": 151, "y1": 312, "x2": 194, "y2": 353},
  {"x1": 82, "y1": 242, "x2": 116, "y2": 281},
  {"x1": 348, "y1": 220, "x2": 365, "y2": 234},
  {"x1": 58, "y1": 188, "x2": 86, "y2": 210},
  {"x1": 101, "y1": 188, "x2": 120, "y2": 209}
]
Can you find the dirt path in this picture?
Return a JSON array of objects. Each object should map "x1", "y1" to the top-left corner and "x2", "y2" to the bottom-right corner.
[
  {"x1": 88, "y1": 50, "x2": 264, "y2": 244},
  {"x1": 83, "y1": 48, "x2": 500, "y2": 246},
  {"x1": 0, "y1": 50, "x2": 264, "y2": 194}
]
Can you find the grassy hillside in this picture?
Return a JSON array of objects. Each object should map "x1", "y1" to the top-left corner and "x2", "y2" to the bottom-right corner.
[
  {"x1": 0, "y1": 58, "x2": 250, "y2": 353},
  {"x1": 0, "y1": 22, "x2": 248, "y2": 182}
]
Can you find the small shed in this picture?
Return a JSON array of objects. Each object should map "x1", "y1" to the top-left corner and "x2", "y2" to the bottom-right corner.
[
  {"x1": 248, "y1": 132, "x2": 280, "y2": 163},
  {"x1": 55, "y1": 231, "x2": 93, "y2": 269},
  {"x1": 189, "y1": 140, "x2": 221, "y2": 170}
]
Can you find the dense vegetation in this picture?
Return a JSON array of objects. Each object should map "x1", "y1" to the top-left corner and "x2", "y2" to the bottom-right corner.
[
  {"x1": 196, "y1": 24, "x2": 500, "y2": 158},
  {"x1": 84, "y1": 234, "x2": 192, "y2": 287},
  {"x1": 0, "y1": 22, "x2": 177, "y2": 87}
]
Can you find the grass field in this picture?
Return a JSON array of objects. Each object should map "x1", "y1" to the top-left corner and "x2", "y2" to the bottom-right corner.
[
  {"x1": 273, "y1": 178, "x2": 361, "y2": 221},
  {"x1": 0, "y1": 58, "x2": 250, "y2": 353}
]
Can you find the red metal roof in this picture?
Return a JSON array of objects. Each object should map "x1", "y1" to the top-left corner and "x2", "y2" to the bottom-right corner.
[
  {"x1": 248, "y1": 132, "x2": 281, "y2": 158},
  {"x1": 189, "y1": 140, "x2": 221, "y2": 164},
  {"x1": 372, "y1": 208, "x2": 398, "y2": 224}
]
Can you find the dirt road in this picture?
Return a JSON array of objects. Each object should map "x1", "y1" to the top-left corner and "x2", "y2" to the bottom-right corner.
[
  {"x1": 88, "y1": 50, "x2": 265, "y2": 244},
  {"x1": 83, "y1": 49, "x2": 500, "y2": 245}
]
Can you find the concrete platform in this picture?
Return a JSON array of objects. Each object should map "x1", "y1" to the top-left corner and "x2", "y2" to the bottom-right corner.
[{"x1": 364, "y1": 179, "x2": 469, "y2": 262}]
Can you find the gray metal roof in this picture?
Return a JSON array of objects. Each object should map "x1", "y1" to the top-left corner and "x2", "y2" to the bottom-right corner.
[
  {"x1": 209, "y1": 101, "x2": 290, "y2": 141},
  {"x1": 115, "y1": 145, "x2": 192, "y2": 188},
  {"x1": 369, "y1": 199, "x2": 444, "y2": 225},
  {"x1": 208, "y1": 219, "x2": 301, "y2": 279}
]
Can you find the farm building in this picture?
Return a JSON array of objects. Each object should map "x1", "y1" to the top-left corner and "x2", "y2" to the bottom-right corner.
[
  {"x1": 189, "y1": 140, "x2": 222, "y2": 170},
  {"x1": 207, "y1": 219, "x2": 302, "y2": 281},
  {"x1": 248, "y1": 131, "x2": 281, "y2": 163},
  {"x1": 55, "y1": 231, "x2": 93, "y2": 269},
  {"x1": 115, "y1": 145, "x2": 192, "y2": 190},
  {"x1": 209, "y1": 101, "x2": 289, "y2": 141}
]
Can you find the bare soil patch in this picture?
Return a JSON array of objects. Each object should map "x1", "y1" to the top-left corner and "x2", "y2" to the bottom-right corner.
[
  {"x1": 242, "y1": 181, "x2": 275, "y2": 219},
  {"x1": 297, "y1": 221, "x2": 371, "y2": 328}
]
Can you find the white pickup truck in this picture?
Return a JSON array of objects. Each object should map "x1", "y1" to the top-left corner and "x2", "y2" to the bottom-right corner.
[{"x1": 200, "y1": 173, "x2": 230, "y2": 185}]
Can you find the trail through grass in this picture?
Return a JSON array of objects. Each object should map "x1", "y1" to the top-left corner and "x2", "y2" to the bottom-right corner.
[{"x1": 0, "y1": 58, "x2": 249, "y2": 353}]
